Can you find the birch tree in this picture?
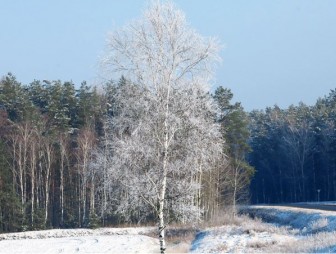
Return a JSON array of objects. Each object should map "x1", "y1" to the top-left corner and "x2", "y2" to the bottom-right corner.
[
  {"x1": 76, "y1": 127, "x2": 96, "y2": 226},
  {"x1": 58, "y1": 133, "x2": 70, "y2": 226},
  {"x1": 102, "y1": 2, "x2": 222, "y2": 253}
]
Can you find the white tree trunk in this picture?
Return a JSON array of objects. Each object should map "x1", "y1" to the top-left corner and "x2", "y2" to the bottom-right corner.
[
  {"x1": 158, "y1": 198, "x2": 166, "y2": 254},
  {"x1": 159, "y1": 150, "x2": 168, "y2": 253},
  {"x1": 60, "y1": 152, "x2": 65, "y2": 226},
  {"x1": 30, "y1": 142, "x2": 36, "y2": 226},
  {"x1": 44, "y1": 141, "x2": 53, "y2": 226}
]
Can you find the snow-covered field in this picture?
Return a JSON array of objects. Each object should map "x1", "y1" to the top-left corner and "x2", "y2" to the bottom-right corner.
[
  {"x1": 1, "y1": 205, "x2": 336, "y2": 253},
  {"x1": 0, "y1": 235, "x2": 158, "y2": 253},
  {"x1": 0, "y1": 227, "x2": 159, "y2": 254}
]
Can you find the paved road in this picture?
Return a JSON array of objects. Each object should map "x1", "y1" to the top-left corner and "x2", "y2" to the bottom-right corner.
[{"x1": 280, "y1": 203, "x2": 336, "y2": 212}]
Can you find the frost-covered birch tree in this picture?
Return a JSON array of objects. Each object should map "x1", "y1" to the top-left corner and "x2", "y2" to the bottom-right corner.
[{"x1": 101, "y1": 2, "x2": 223, "y2": 253}]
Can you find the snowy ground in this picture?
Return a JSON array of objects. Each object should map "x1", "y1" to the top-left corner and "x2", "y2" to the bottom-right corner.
[
  {"x1": 0, "y1": 227, "x2": 159, "y2": 254},
  {"x1": 1, "y1": 205, "x2": 336, "y2": 253},
  {"x1": 190, "y1": 224, "x2": 295, "y2": 253},
  {"x1": 0, "y1": 235, "x2": 158, "y2": 253},
  {"x1": 191, "y1": 204, "x2": 336, "y2": 253}
]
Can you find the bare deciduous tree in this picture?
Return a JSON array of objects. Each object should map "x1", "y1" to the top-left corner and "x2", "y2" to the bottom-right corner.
[{"x1": 101, "y1": 2, "x2": 223, "y2": 253}]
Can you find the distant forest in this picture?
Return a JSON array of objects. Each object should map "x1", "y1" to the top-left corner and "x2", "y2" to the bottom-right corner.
[
  {"x1": 249, "y1": 92, "x2": 336, "y2": 204},
  {"x1": 1, "y1": 72, "x2": 336, "y2": 233}
]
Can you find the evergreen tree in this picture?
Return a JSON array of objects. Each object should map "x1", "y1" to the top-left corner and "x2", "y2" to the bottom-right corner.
[
  {"x1": 0, "y1": 137, "x2": 23, "y2": 232},
  {"x1": 0, "y1": 73, "x2": 33, "y2": 122},
  {"x1": 214, "y1": 86, "x2": 254, "y2": 209}
]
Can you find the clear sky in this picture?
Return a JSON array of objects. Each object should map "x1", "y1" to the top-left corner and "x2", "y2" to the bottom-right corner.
[{"x1": 1, "y1": 0, "x2": 336, "y2": 111}]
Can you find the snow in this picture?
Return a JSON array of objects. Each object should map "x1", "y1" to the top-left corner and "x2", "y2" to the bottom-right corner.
[
  {"x1": 190, "y1": 225, "x2": 296, "y2": 253},
  {"x1": 0, "y1": 227, "x2": 155, "y2": 241},
  {"x1": 0, "y1": 235, "x2": 158, "y2": 254},
  {"x1": 1, "y1": 205, "x2": 336, "y2": 253},
  {"x1": 0, "y1": 227, "x2": 159, "y2": 254}
]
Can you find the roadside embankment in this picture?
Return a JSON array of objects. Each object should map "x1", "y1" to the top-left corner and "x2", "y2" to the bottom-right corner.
[{"x1": 240, "y1": 205, "x2": 336, "y2": 234}]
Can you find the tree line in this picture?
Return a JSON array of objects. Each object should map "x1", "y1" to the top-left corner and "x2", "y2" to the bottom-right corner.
[
  {"x1": 2, "y1": 73, "x2": 335, "y2": 234},
  {"x1": 0, "y1": 73, "x2": 252, "y2": 233},
  {"x1": 249, "y1": 91, "x2": 336, "y2": 204}
]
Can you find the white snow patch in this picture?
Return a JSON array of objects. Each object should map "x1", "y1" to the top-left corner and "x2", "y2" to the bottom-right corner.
[
  {"x1": 0, "y1": 227, "x2": 159, "y2": 254},
  {"x1": 0, "y1": 235, "x2": 158, "y2": 254}
]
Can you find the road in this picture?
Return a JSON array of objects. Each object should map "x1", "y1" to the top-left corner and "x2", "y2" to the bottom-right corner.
[{"x1": 281, "y1": 203, "x2": 336, "y2": 212}]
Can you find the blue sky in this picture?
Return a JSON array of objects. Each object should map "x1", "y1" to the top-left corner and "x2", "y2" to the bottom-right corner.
[{"x1": 1, "y1": 0, "x2": 336, "y2": 111}]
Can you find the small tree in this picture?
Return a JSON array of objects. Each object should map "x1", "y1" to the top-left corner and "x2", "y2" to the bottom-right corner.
[{"x1": 102, "y1": 2, "x2": 222, "y2": 253}]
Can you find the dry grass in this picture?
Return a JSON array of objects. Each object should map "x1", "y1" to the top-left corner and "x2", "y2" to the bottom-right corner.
[
  {"x1": 264, "y1": 231, "x2": 336, "y2": 253},
  {"x1": 143, "y1": 225, "x2": 197, "y2": 253},
  {"x1": 234, "y1": 214, "x2": 336, "y2": 253},
  {"x1": 199, "y1": 210, "x2": 336, "y2": 253},
  {"x1": 205, "y1": 208, "x2": 296, "y2": 235},
  {"x1": 165, "y1": 226, "x2": 197, "y2": 253},
  {"x1": 309, "y1": 217, "x2": 329, "y2": 231},
  {"x1": 200, "y1": 208, "x2": 249, "y2": 228}
]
